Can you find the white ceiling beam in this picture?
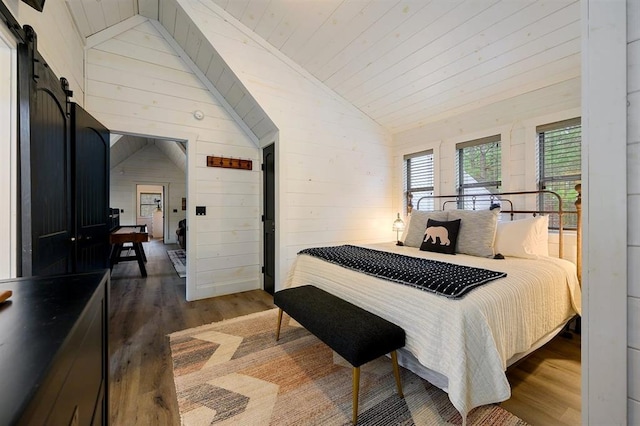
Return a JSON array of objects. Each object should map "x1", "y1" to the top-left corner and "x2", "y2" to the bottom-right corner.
[
  {"x1": 150, "y1": 20, "x2": 262, "y2": 147},
  {"x1": 85, "y1": 14, "x2": 149, "y2": 50}
]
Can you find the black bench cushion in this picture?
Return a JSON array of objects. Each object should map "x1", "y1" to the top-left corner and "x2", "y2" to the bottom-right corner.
[{"x1": 274, "y1": 285, "x2": 405, "y2": 367}]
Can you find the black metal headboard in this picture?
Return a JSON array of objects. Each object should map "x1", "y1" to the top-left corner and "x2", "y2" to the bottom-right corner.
[{"x1": 412, "y1": 187, "x2": 582, "y2": 280}]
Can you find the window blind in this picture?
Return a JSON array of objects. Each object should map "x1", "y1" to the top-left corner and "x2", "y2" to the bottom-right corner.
[
  {"x1": 537, "y1": 118, "x2": 581, "y2": 229},
  {"x1": 404, "y1": 150, "x2": 434, "y2": 212}
]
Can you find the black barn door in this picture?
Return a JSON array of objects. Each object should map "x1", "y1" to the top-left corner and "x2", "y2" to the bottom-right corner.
[
  {"x1": 18, "y1": 27, "x2": 72, "y2": 276},
  {"x1": 262, "y1": 144, "x2": 275, "y2": 294},
  {"x1": 72, "y1": 104, "x2": 110, "y2": 272},
  {"x1": 18, "y1": 26, "x2": 110, "y2": 276}
]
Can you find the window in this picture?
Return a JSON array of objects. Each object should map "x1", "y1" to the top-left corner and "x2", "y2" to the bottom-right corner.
[
  {"x1": 537, "y1": 118, "x2": 581, "y2": 229},
  {"x1": 456, "y1": 135, "x2": 501, "y2": 209},
  {"x1": 140, "y1": 192, "x2": 161, "y2": 217},
  {"x1": 404, "y1": 150, "x2": 434, "y2": 212}
]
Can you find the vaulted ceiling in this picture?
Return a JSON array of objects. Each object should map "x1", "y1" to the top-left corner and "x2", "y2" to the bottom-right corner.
[
  {"x1": 66, "y1": 0, "x2": 581, "y2": 134},
  {"x1": 109, "y1": 134, "x2": 186, "y2": 172}
]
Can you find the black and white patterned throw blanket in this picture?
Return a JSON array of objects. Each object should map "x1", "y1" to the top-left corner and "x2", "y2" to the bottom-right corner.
[{"x1": 298, "y1": 245, "x2": 507, "y2": 299}]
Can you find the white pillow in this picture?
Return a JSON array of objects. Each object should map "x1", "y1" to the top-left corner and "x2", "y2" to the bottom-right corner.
[{"x1": 494, "y1": 215, "x2": 549, "y2": 259}]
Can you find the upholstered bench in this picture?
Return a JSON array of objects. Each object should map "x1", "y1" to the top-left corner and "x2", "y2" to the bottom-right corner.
[{"x1": 274, "y1": 285, "x2": 406, "y2": 424}]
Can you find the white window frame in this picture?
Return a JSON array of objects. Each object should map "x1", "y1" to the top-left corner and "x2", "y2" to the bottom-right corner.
[
  {"x1": 139, "y1": 192, "x2": 162, "y2": 218},
  {"x1": 456, "y1": 134, "x2": 502, "y2": 209},
  {"x1": 404, "y1": 150, "x2": 435, "y2": 213}
]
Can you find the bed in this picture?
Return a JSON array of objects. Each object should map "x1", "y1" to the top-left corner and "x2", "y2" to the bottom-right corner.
[{"x1": 283, "y1": 190, "x2": 582, "y2": 419}]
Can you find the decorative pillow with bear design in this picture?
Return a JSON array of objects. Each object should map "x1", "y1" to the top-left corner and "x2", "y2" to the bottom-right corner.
[{"x1": 419, "y1": 218, "x2": 461, "y2": 255}]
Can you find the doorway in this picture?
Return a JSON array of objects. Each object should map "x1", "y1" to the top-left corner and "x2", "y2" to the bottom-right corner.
[
  {"x1": 0, "y1": 24, "x2": 16, "y2": 278},
  {"x1": 136, "y1": 184, "x2": 164, "y2": 240},
  {"x1": 109, "y1": 133, "x2": 190, "y2": 290}
]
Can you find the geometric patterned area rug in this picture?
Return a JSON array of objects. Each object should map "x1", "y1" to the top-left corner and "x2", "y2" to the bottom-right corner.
[
  {"x1": 167, "y1": 249, "x2": 186, "y2": 278},
  {"x1": 168, "y1": 309, "x2": 528, "y2": 425}
]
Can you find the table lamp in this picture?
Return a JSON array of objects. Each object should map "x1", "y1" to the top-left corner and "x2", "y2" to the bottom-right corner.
[{"x1": 392, "y1": 213, "x2": 405, "y2": 246}]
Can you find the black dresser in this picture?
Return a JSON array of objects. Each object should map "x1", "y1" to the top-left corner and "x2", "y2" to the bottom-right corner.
[{"x1": 0, "y1": 270, "x2": 109, "y2": 426}]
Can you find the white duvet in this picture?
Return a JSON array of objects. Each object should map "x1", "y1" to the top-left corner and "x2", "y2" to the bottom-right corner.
[{"x1": 284, "y1": 242, "x2": 581, "y2": 417}]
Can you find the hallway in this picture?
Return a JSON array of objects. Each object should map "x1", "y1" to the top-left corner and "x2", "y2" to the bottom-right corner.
[{"x1": 108, "y1": 238, "x2": 274, "y2": 425}]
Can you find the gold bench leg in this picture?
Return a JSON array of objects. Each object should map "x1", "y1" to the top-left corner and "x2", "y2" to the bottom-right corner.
[
  {"x1": 352, "y1": 366, "x2": 360, "y2": 425},
  {"x1": 391, "y1": 351, "x2": 404, "y2": 398},
  {"x1": 276, "y1": 308, "x2": 283, "y2": 341}
]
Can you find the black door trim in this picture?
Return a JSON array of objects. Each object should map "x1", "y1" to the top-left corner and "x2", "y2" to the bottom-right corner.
[{"x1": 262, "y1": 143, "x2": 275, "y2": 295}]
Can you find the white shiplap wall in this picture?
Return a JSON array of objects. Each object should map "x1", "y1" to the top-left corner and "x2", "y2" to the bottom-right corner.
[
  {"x1": 65, "y1": 0, "x2": 137, "y2": 38},
  {"x1": 393, "y1": 82, "x2": 581, "y2": 262},
  {"x1": 110, "y1": 143, "x2": 185, "y2": 243},
  {"x1": 110, "y1": 134, "x2": 152, "y2": 170},
  {"x1": 392, "y1": 78, "x2": 581, "y2": 232},
  {"x1": 159, "y1": 0, "x2": 278, "y2": 143},
  {"x1": 627, "y1": 0, "x2": 640, "y2": 422},
  {"x1": 156, "y1": 139, "x2": 187, "y2": 172},
  {"x1": 86, "y1": 18, "x2": 261, "y2": 300},
  {"x1": 5, "y1": 0, "x2": 85, "y2": 104},
  {"x1": 172, "y1": 0, "x2": 394, "y2": 290}
]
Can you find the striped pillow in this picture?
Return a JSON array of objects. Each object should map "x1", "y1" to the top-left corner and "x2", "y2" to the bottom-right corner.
[{"x1": 447, "y1": 209, "x2": 499, "y2": 257}]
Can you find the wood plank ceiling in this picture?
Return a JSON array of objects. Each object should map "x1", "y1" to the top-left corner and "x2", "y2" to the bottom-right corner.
[
  {"x1": 66, "y1": 0, "x2": 581, "y2": 134},
  {"x1": 110, "y1": 135, "x2": 187, "y2": 172}
]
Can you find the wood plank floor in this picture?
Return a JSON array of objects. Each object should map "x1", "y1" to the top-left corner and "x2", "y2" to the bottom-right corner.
[
  {"x1": 109, "y1": 239, "x2": 580, "y2": 425},
  {"x1": 503, "y1": 328, "x2": 581, "y2": 425}
]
